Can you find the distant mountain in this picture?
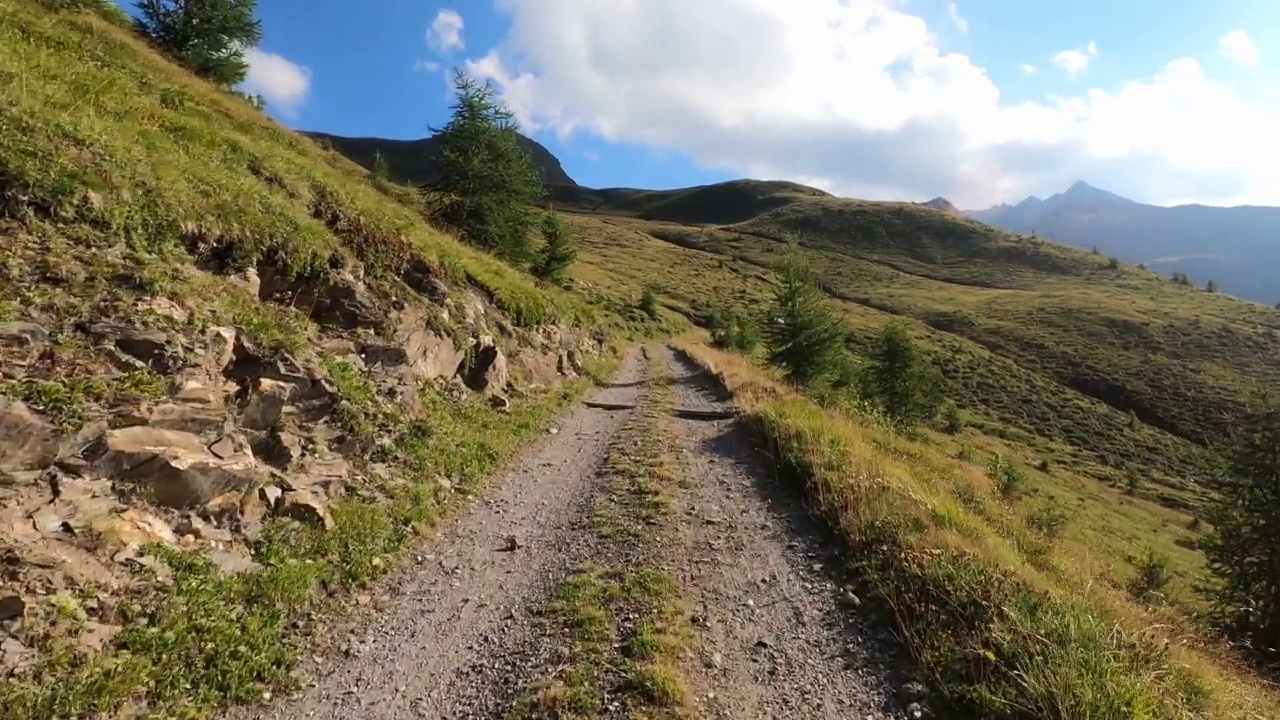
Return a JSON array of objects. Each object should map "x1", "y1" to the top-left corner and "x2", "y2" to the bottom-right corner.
[
  {"x1": 302, "y1": 130, "x2": 577, "y2": 187},
  {"x1": 969, "y1": 182, "x2": 1280, "y2": 304},
  {"x1": 919, "y1": 196, "x2": 962, "y2": 216}
]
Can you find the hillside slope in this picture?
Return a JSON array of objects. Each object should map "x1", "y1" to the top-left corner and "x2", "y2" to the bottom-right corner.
[
  {"x1": 562, "y1": 180, "x2": 1280, "y2": 511},
  {"x1": 970, "y1": 181, "x2": 1280, "y2": 304},
  {"x1": 0, "y1": 3, "x2": 644, "y2": 716},
  {"x1": 302, "y1": 130, "x2": 578, "y2": 187}
]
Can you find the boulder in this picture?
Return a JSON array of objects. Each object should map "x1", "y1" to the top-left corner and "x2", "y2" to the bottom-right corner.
[
  {"x1": 0, "y1": 636, "x2": 36, "y2": 676},
  {"x1": 404, "y1": 330, "x2": 466, "y2": 380},
  {"x1": 147, "y1": 402, "x2": 226, "y2": 435},
  {"x1": 0, "y1": 594, "x2": 24, "y2": 622},
  {"x1": 310, "y1": 271, "x2": 383, "y2": 330},
  {"x1": 277, "y1": 488, "x2": 333, "y2": 529},
  {"x1": 401, "y1": 257, "x2": 448, "y2": 303},
  {"x1": 91, "y1": 508, "x2": 178, "y2": 550},
  {"x1": 462, "y1": 339, "x2": 509, "y2": 394},
  {"x1": 0, "y1": 398, "x2": 60, "y2": 473},
  {"x1": 252, "y1": 430, "x2": 303, "y2": 470},
  {"x1": 0, "y1": 322, "x2": 49, "y2": 347},
  {"x1": 202, "y1": 326, "x2": 236, "y2": 380},
  {"x1": 241, "y1": 378, "x2": 291, "y2": 431},
  {"x1": 79, "y1": 322, "x2": 185, "y2": 375},
  {"x1": 88, "y1": 427, "x2": 262, "y2": 509}
]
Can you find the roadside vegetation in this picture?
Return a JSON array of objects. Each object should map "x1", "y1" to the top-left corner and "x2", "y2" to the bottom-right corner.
[{"x1": 511, "y1": 350, "x2": 694, "y2": 719}]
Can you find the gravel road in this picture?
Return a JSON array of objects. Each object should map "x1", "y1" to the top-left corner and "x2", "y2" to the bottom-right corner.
[
  {"x1": 228, "y1": 345, "x2": 911, "y2": 720},
  {"x1": 660, "y1": 346, "x2": 906, "y2": 720}
]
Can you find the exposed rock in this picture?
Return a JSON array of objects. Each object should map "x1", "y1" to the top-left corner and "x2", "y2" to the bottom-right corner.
[
  {"x1": 175, "y1": 513, "x2": 234, "y2": 544},
  {"x1": 0, "y1": 321, "x2": 49, "y2": 347},
  {"x1": 258, "y1": 484, "x2": 284, "y2": 512},
  {"x1": 0, "y1": 636, "x2": 36, "y2": 676},
  {"x1": 207, "y1": 432, "x2": 251, "y2": 460},
  {"x1": 462, "y1": 339, "x2": 509, "y2": 394},
  {"x1": 277, "y1": 489, "x2": 333, "y2": 529},
  {"x1": 305, "y1": 270, "x2": 383, "y2": 330},
  {"x1": 208, "y1": 549, "x2": 259, "y2": 574},
  {"x1": 91, "y1": 508, "x2": 178, "y2": 550},
  {"x1": 171, "y1": 379, "x2": 230, "y2": 408},
  {"x1": 0, "y1": 398, "x2": 60, "y2": 473},
  {"x1": 146, "y1": 402, "x2": 226, "y2": 435},
  {"x1": 241, "y1": 378, "x2": 291, "y2": 431},
  {"x1": 557, "y1": 350, "x2": 578, "y2": 378},
  {"x1": 401, "y1": 258, "x2": 448, "y2": 303},
  {"x1": 79, "y1": 322, "x2": 185, "y2": 375},
  {"x1": 252, "y1": 430, "x2": 304, "y2": 470},
  {"x1": 291, "y1": 457, "x2": 349, "y2": 494},
  {"x1": 203, "y1": 326, "x2": 236, "y2": 379},
  {"x1": 359, "y1": 342, "x2": 409, "y2": 369},
  {"x1": 88, "y1": 426, "x2": 262, "y2": 509},
  {"x1": 75, "y1": 621, "x2": 121, "y2": 653},
  {"x1": 0, "y1": 594, "x2": 24, "y2": 621},
  {"x1": 511, "y1": 348, "x2": 561, "y2": 387},
  {"x1": 135, "y1": 297, "x2": 188, "y2": 323},
  {"x1": 489, "y1": 394, "x2": 511, "y2": 413}
]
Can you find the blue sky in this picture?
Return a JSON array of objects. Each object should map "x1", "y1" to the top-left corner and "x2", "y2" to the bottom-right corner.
[{"x1": 119, "y1": 1, "x2": 1279, "y2": 206}]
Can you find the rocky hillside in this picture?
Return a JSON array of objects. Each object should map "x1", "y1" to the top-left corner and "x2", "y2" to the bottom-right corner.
[
  {"x1": 303, "y1": 130, "x2": 578, "y2": 187},
  {"x1": 0, "y1": 2, "x2": 642, "y2": 713},
  {"x1": 969, "y1": 181, "x2": 1280, "y2": 304}
]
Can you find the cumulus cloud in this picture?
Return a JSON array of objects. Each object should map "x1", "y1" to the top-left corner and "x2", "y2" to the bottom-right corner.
[
  {"x1": 1020, "y1": 63, "x2": 1037, "y2": 75},
  {"x1": 947, "y1": 2, "x2": 968, "y2": 33},
  {"x1": 1219, "y1": 29, "x2": 1258, "y2": 67},
  {"x1": 242, "y1": 48, "x2": 311, "y2": 117},
  {"x1": 467, "y1": 0, "x2": 1280, "y2": 207},
  {"x1": 427, "y1": 9, "x2": 465, "y2": 52},
  {"x1": 1051, "y1": 40, "x2": 1098, "y2": 76}
]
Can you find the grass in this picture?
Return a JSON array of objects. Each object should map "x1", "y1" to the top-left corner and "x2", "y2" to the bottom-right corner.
[
  {"x1": 564, "y1": 191, "x2": 1280, "y2": 512},
  {"x1": 673, "y1": 339, "x2": 1280, "y2": 720},
  {"x1": 510, "y1": 349, "x2": 693, "y2": 720}
]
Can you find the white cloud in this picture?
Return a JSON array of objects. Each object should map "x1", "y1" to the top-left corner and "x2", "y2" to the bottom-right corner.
[
  {"x1": 414, "y1": 59, "x2": 442, "y2": 73},
  {"x1": 947, "y1": 2, "x2": 968, "y2": 33},
  {"x1": 583, "y1": 150, "x2": 602, "y2": 161},
  {"x1": 468, "y1": 0, "x2": 1280, "y2": 207},
  {"x1": 1051, "y1": 40, "x2": 1098, "y2": 76},
  {"x1": 1219, "y1": 29, "x2": 1258, "y2": 67},
  {"x1": 427, "y1": 9, "x2": 465, "y2": 52},
  {"x1": 242, "y1": 47, "x2": 311, "y2": 117},
  {"x1": 1020, "y1": 63, "x2": 1037, "y2": 75}
]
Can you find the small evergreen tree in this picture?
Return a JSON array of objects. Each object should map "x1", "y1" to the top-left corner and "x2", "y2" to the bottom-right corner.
[
  {"x1": 1206, "y1": 279, "x2": 1219, "y2": 293},
  {"x1": 1202, "y1": 396, "x2": 1280, "y2": 669},
  {"x1": 765, "y1": 246, "x2": 848, "y2": 387},
  {"x1": 430, "y1": 70, "x2": 543, "y2": 264},
  {"x1": 864, "y1": 322, "x2": 943, "y2": 425},
  {"x1": 531, "y1": 211, "x2": 576, "y2": 283},
  {"x1": 372, "y1": 150, "x2": 391, "y2": 181},
  {"x1": 1107, "y1": 255, "x2": 1120, "y2": 270},
  {"x1": 134, "y1": 0, "x2": 262, "y2": 86},
  {"x1": 711, "y1": 309, "x2": 762, "y2": 354},
  {"x1": 939, "y1": 399, "x2": 964, "y2": 434},
  {"x1": 639, "y1": 285, "x2": 660, "y2": 320}
]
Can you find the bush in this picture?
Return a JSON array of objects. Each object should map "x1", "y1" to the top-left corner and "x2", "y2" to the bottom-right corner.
[
  {"x1": 710, "y1": 309, "x2": 762, "y2": 354},
  {"x1": 1129, "y1": 548, "x2": 1171, "y2": 603},
  {"x1": 639, "y1": 286, "x2": 660, "y2": 320},
  {"x1": 939, "y1": 400, "x2": 964, "y2": 434},
  {"x1": 531, "y1": 211, "x2": 577, "y2": 284},
  {"x1": 988, "y1": 454, "x2": 1026, "y2": 499},
  {"x1": 429, "y1": 70, "x2": 543, "y2": 264},
  {"x1": 1028, "y1": 504, "x2": 1069, "y2": 539}
]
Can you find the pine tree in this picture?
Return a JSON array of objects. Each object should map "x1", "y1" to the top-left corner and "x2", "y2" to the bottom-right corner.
[
  {"x1": 134, "y1": 0, "x2": 262, "y2": 86},
  {"x1": 532, "y1": 211, "x2": 576, "y2": 283},
  {"x1": 766, "y1": 246, "x2": 847, "y2": 387},
  {"x1": 430, "y1": 70, "x2": 543, "y2": 264},
  {"x1": 640, "y1": 286, "x2": 660, "y2": 320},
  {"x1": 1206, "y1": 279, "x2": 1219, "y2": 293},
  {"x1": 864, "y1": 322, "x2": 943, "y2": 425},
  {"x1": 1202, "y1": 396, "x2": 1280, "y2": 669},
  {"x1": 372, "y1": 150, "x2": 390, "y2": 181}
]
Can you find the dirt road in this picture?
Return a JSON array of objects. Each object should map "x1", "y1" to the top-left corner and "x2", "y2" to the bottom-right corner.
[{"x1": 230, "y1": 345, "x2": 910, "y2": 720}]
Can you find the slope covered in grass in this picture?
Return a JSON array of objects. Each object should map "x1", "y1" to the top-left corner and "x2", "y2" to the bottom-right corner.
[
  {"x1": 564, "y1": 187, "x2": 1280, "y2": 511},
  {"x1": 674, "y1": 340, "x2": 1279, "y2": 720},
  {"x1": 0, "y1": 3, "x2": 658, "y2": 718}
]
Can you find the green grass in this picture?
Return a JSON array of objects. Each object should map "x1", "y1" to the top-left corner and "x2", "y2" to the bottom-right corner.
[
  {"x1": 675, "y1": 341, "x2": 1280, "y2": 720},
  {"x1": 510, "y1": 350, "x2": 693, "y2": 720}
]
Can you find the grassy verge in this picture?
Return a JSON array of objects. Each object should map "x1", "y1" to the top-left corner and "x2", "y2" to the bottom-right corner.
[
  {"x1": 671, "y1": 338, "x2": 1280, "y2": 720},
  {"x1": 510, "y1": 349, "x2": 694, "y2": 719},
  {"x1": 0, "y1": 349, "x2": 621, "y2": 720}
]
